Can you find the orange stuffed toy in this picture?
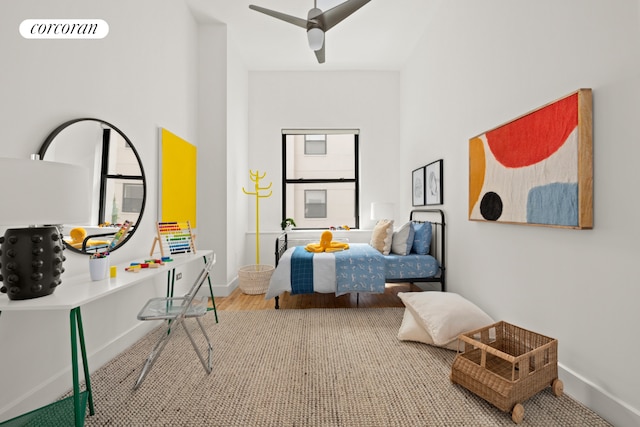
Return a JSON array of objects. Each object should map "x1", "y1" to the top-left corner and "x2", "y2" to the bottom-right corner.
[{"x1": 305, "y1": 230, "x2": 349, "y2": 253}]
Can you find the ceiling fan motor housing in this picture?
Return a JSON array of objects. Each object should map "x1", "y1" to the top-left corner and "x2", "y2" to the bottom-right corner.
[{"x1": 306, "y1": 8, "x2": 325, "y2": 51}]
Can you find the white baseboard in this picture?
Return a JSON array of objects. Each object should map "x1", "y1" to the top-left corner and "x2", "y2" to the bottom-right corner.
[
  {"x1": 197, "y1": 277, "x2": 237, "y2": 298},
  {"x1": 560, "y1": 363, "x2": 640, "y2": 427}
]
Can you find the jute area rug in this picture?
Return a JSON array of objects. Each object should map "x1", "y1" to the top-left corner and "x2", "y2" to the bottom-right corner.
[{"x1": 80, "y1": 308, "x2": 609, "y2": 426}]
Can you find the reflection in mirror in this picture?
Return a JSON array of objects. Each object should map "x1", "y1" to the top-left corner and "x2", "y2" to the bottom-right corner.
[{"x1": 39, "y1": 118, "x2": 146, "y2": 255}]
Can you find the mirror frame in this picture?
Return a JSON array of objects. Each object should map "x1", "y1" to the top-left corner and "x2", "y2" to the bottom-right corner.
[{"x1": 39, "y1": 117, "x2": 147, "y2": 255}]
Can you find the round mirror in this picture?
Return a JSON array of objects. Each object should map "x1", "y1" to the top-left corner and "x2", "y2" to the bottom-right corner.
[{"x1": 39, "y1": 118, "x2": 147, "y2": 255}]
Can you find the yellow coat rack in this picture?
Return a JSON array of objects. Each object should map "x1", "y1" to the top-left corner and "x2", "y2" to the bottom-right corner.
[{"x1": 242, "y1": 170, "x2": 272, "y2": 264}]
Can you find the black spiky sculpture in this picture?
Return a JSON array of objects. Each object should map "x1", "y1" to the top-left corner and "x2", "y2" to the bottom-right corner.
[{"x1": 0, "y1": 226, "x2": 66, "y2": 300}]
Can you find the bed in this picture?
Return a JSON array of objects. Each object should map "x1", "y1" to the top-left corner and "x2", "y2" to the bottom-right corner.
[{"x1": 266, "y1": 209, "x2": 446, "y2": 309}]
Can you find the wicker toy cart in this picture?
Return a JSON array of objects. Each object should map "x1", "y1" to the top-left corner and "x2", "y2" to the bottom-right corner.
[{"x1": 450, "y1": 321, "x2": 563, "y2": 424}]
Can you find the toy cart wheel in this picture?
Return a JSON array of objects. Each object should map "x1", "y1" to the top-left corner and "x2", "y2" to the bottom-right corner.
[
  {"x1": 552, "y1": 379, "x2": 564, "y2": 397},
  {"x1": 511, "y1": 403, "x2": 524, "y2": 424}
]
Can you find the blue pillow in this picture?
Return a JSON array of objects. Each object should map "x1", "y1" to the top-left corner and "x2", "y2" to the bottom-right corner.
[{"x1": 411, "y1": 221, "x2": 432, "y2": 255}]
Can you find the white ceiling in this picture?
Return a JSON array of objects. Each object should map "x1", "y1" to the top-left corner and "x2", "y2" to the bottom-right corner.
[{"x1": 187, "y1": 0, "x2": 436, "y2": 71}]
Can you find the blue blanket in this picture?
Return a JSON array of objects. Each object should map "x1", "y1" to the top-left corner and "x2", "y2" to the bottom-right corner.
[
  {"x1": 288, "y1": 244, "x2": 386, "y2": 296},
  {"x1": 290, "y1": 246, "x2": 314, "y2": 295},
  {"x1": 334, "y1": 244, "x2": 386, "y2": 295}
]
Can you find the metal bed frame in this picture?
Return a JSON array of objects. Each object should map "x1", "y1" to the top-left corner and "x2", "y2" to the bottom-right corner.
[{"x1": 272, "y1": 208, "x2": 446, "y2": 309}]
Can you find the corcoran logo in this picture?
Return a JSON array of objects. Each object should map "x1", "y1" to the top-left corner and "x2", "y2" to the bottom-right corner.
[{"x1": 20, "y1": 19, "x2": 109, "y2": 39}]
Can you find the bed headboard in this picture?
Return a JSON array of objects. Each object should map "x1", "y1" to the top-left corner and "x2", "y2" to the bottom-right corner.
[{"x1": 405, "y1": 209, "x2": 446, "y2": 291}]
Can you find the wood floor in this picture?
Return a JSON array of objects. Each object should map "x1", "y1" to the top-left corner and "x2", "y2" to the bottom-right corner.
[{"x1": 212, "y1": 282, "x2": 418, "y2": 311}]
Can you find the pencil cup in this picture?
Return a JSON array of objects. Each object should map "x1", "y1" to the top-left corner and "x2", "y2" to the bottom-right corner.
[{"x1": 89, "y1": 257, "x2": 109, "y2": 281}]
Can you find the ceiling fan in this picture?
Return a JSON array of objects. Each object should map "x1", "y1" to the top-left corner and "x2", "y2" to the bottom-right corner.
[{"x1": 248, "y1": 0, "x2": 371, "y2": 64}]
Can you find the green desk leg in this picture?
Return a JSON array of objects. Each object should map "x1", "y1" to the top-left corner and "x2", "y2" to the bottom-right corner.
[
  {"x1": 166, "y1": 269, "x2": 176, "y2": 297},
  {"x1": 203, "y1": 255, "x2": 218, "y2": 323},
  {"x1": 70, "y1": 308, "x2": 94, "y2": 426}
]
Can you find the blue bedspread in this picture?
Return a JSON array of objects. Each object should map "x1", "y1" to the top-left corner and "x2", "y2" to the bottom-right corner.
[
  {"x1": 288, "y1": 244, "x2": 386, "y2": 296},
  {"x1": 383, "y1": 253, "x2": 439, "y2": 280},
  {"x1": 290, "y1": 246, "x2": 314, "y2": 295},
  {"x1": 334, "y1": 244, "x2": 386, "y2": 295}
]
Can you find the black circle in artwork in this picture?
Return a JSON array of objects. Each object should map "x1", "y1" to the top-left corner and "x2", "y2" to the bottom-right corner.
[{"x1": 480, "y1": 192, "x2": 503, "y2": 221}]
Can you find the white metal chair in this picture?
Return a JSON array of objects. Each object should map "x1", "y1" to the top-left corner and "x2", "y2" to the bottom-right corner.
[{"x1": 133, "y1": 253, "x2": 216, "y2": 389}]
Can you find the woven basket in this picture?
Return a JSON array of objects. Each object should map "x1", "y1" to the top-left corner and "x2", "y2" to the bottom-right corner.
[
  {"x1": 238, "y1": 264, "x2": 274, "y2": 295},
  {"x1": 450, "y1": 321, "x2": 562, "y2": 423}
]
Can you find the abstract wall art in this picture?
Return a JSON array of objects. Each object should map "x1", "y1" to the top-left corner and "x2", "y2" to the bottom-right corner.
[
  {"x1": 159, "y1": 128, "x2": 197, "y2": 227},
  {"x1": 468, "y1": 89, "x2": 593, "y2": 229}
]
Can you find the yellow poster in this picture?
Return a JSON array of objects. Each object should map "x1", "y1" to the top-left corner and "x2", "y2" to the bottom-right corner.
[{"x1": 160, "y1": 128, "x2": 197, "y2": 227}]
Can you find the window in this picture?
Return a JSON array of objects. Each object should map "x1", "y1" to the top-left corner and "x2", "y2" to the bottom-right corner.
[
  {"x1": 304, "y1": 134, "x2": 326, "y2": 155},
  {"x1": 305, "y1": 190, "x2": 327, "y2": 218},
  {"x1": 122, "y1": 183, "x2": 144, "y2": 213},
  {"x1": 282, "y1": 130, "x2": 359, "y2": 229}
]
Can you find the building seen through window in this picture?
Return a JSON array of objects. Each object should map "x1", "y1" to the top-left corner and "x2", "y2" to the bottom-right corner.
[{"x1": 101, "y1": 130, "x2": 145, "y2": 225}]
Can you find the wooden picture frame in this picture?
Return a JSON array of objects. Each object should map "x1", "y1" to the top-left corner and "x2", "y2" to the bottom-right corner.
[
  {"x1": 425, "y1": 159, "x2": 443, "y2": 205},
  {"x1": 468, "y1": 89, "x2": 593, "y2": 229},
  {"x1": 412, "y1": 166, "x2": 425, "y2": 206}
]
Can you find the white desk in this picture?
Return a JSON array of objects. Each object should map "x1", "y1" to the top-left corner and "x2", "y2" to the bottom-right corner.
[{"x1": 0, "y1": 250, "x2": 215, "y2": 426}]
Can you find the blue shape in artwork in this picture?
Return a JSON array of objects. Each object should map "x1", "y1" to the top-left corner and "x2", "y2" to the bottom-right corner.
[{"x1": 527, "y1": 183, "x2": 578, "y2": 226}]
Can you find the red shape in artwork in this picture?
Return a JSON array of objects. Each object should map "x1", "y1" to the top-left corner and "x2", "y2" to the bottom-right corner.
[{"x1": 486, "y1": 93, "x2": 578, "y2": 168}]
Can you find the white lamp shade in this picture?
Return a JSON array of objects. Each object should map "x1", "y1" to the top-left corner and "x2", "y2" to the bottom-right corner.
[
  {"x1": 371, "y1": 202, "x2": 395, "y2": 221},
  {"x1": 0, "y1": 158, "x2": 91, "y2": 226},
  {"x1": 307, "y1": 28, "x2": 324, "y2": 51}
]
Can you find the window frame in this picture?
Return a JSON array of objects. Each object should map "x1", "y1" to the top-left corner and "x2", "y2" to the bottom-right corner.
[
  {"x1": 282, "y1": 130, "x2": 360, "y2": 229},
  {"x1": 97, "y1": 128, "x2": 146, "y2": 224}
]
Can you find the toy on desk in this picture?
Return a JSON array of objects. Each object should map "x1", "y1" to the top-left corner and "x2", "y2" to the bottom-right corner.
[
  {"x1": 305, "y1": 230, "x2": 349, "y2": 253},
  {"x1": 109, "y1": 220, "x2": 132, "y2": 250},
  {"x1": 150, "y1": 221, "x2": 196, "y2": 257},
  {"x1": 125, "y1": 258, "x2": 170, "y2": 272}
]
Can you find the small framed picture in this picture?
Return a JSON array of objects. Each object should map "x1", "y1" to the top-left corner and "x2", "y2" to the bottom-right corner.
[
  {"x1": 425, "y1": 159, "x2": 443, "y2": 205},
  {"x1": 412, "y1": 166, "x2": 425, "y2": 206}
]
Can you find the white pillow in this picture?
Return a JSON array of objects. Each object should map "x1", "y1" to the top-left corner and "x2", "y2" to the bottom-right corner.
[
  {"x1": 397, "y1": 292, "x2": 494, "y2": 347},
  {"x1": 397, "y1": 308, "x2": 459, "y2": 351},
  {"x1": 391, "y1": 222, "x2": 415, "y2": 255},
  {"x1": 369, "y1": 219, "x2": 394, "y2": 255}
]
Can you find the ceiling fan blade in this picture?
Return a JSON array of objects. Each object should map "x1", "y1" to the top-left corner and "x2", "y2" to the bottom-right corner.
[
  {"x1": 314, "y1": 43, "x2": 326, "y2": 64},
  {"x1": 249, "y1": 5, "x2": 309, "y2": 29},
  {"x1": 319, "y1": 0, "x2": 371, "y2": 31}
]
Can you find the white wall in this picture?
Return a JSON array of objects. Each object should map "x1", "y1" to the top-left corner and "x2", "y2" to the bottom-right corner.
[
  {"x1": 400, "y1": 1, "x2": 640, "y2": 425},
  {"x1": 0, "y1": 0, "x2": 216, "y2": 421},
  {"x1": 196, "y1": 23, "x2": 230, "y2": 291},
  {"x1": 226, "y1": 37, "x2": 250, "y2": 292},
  {"x1": 190, "y1": 5, "x2": 250, "y2": 295},
  {"x1": 246, "y1": 71, "x2": 402, "y2": 266}
]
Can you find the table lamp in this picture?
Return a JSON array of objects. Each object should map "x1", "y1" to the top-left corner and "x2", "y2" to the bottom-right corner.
[
  {"x1": 370, "y1": 202, "x2": 395, "y2": 222},
  {"x1": 0, "y1": 157, "x2": 90, "y2": 300}
]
